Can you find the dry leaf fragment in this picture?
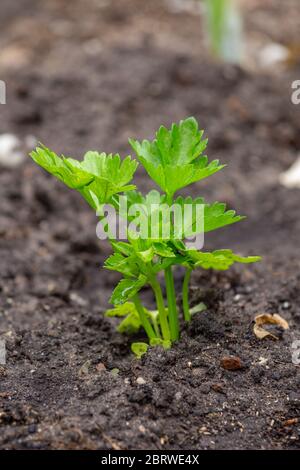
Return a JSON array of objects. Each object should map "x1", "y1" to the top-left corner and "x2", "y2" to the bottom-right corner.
[
  {"x1": 253, "y1": 324, "x2": 278, "y2": 340},
  {"x1": 273, "y1": 314, "x2": 289, "y2": 330},
  {"x1": 253, "y1": 313, "x2": 289, "y2": 340},
  {"x1": 255, "y1": 313, "x2": 289, "y2": 329}
]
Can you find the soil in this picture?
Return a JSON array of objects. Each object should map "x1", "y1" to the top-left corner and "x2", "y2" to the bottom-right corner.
[{"x1": 0, "y1": 0, "x2": 300, "y2": 450}]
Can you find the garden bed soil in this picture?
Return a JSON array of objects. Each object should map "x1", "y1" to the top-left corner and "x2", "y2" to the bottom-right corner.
[{"x1": 0, "y1": 0, "x2": 299, "y2": 450}]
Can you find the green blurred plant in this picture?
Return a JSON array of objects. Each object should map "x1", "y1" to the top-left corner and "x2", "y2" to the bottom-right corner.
[{"x1": 204, "y1": 0, "x2": 243, "y2": 63}]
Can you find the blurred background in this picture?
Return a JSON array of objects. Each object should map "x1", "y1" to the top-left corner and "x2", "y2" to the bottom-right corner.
[
  {"x1": 0, "y1": 0, "x2": 299, "y2": 153},
  {"x1": 0, "y1": 0, "x2": 299, "y2": 311}
]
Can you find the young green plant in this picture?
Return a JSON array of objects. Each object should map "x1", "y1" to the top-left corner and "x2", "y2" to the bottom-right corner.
[{"x1": 30, "y1": 117, "x2": 260, "y2": 357}]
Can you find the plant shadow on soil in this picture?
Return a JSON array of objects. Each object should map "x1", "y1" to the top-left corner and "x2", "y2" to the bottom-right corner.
[{"x1": 0, "y1": 0, "x2": 300, "y2": 450}]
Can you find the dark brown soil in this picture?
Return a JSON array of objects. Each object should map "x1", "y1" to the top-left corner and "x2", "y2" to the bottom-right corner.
[{"x1": 0, "y1": 0, "x2": 299, "y2": 450}]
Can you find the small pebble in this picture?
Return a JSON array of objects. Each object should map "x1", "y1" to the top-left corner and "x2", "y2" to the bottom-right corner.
[
  {"x1": 279, "y1": 156, "x2": 300, "y2": 189},
  {"x1": 259, "y1": 43, "x2": 289, "y2": 68},
  {"x1": 234, "y1": 294, "x2": 242, "y2": 302},
  {"x1": 69, "y1": 292, "x2": 88, "y2": 307},
  {"x1": 136, "y1": 376, "x2": 146, "y2": 385},
  {"x1": 0, "y1": 134, "x2": 24, "y2": 168}
]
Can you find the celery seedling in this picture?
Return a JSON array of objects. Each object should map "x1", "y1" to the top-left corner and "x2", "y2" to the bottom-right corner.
[{"x1": 30, "y1": 117, "x2": 260, "y2": 356}]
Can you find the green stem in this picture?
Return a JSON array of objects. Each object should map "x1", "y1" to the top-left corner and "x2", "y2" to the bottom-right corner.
[
  {"x1": 150, "y1": 277, "x2": 170, "y2": 342},
  {"x1": 150, "y1": 313, "x2": 161, "y2": 339},
  {"x1": 164, "y1": 266, "x2": 179, "y2": 341},
  {"x1": 182, "y1": 269, "x2": 192, "y2": 322},
  {"x1": 166, "y1": 193, "x2": 173, "y2": 206},
  {"x1": 132, "y1": 294, "x2": 156, "y2": 340}
]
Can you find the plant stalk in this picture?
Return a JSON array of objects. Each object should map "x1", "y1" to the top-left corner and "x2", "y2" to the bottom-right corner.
[
  {"x1": 164, "y1": 266, "x2": 179, "y2": 341},
  {"x1": 132, "y1": 294, "x2": 156, "y2": 340},
  {"x1": 150, "y1": 277, "x2": 170, "y2": 342},
  {"x1": 182, "y1": 268, "x2": 192, "y2": 322},
  {"x1": 151, "y1": 314, "x2": 161, "y2": 339}
]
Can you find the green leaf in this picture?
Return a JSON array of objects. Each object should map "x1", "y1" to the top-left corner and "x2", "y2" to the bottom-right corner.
[
  {"x1": 116, "y1": 190, "x2": 179, "y2": 242},
  {"x1": 118, "y1": 312, "x2": 141, "y2": 334},
  {"x1": 131, "y1": 342, "x2": 149, "y2": 359},
  {"x1": 173, "y1": 196, "x2": 245, "y2": 237},
  {"x1": 105, "y1": 301, "x2": 142, "y2": 335},
  {"x1": 116, "y1": 189, "x2": 165, "y2": 218},
  {"x1": 153, "y1": 242, "x2": 176, "y2": 258},
  {"x1": 104, "y1": 252, "x2": 139, "y2": 278},
  {"x1": 106, "y1": 303, "x2": 142, "y2": 334},
  {"x1": 80, "y1": 151, "x2": 138, "y2": 188},
  {"x1": 150, "y1": 338, "x2": 172, "y2": 349},
  {"x1": 105, "y1": 302, "x2": 137, "y2": 318},
  {"x1": 30, "y1": 145, "x2": 138, "y2": 208},
  {"x1": 136, "y1": 246, "x2": 155, "y2": 263},
  {"x1": 152, "y1": 254, "x2": 186, "y2": 273},
  {"x1": 203, "y1": 202, "x2": 245, "y2": 232},
  {"x1": 129, "y1": 117, "x2": 224, "y2": 197},
  {"x1": 187, "y1": 249, "x2": 261, "y2": 271},
  {"x1": 110, "y1": 241, "x2": 134, "y2": 257},
  {"x1": 130, "y1": 117, "x2": 206, "y2": 167},
  {"x1": 30, "y1": 145, "x2": 94, "y2": 189},
  {"x1": 105, "y1": 302, "x2": 161, "y2": 337},
  {"x1": 170, "y1": 239, "x2": 186, "y2": 251},
  {"x1": 189, "y1": 302, "x2": 207, "y2": 316},
  {"x1": 110, "y1": 275, "x2": 147, "y2": 305}
]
